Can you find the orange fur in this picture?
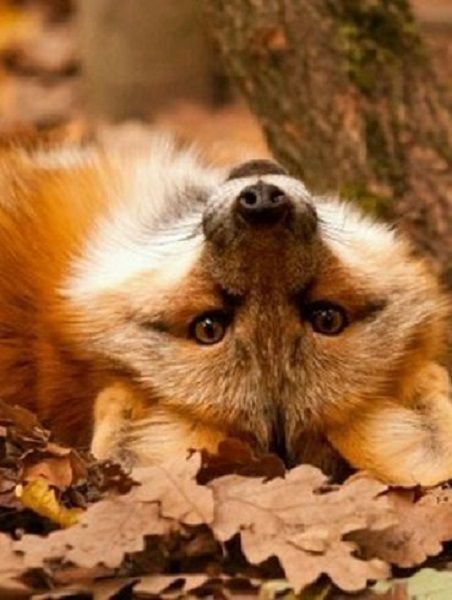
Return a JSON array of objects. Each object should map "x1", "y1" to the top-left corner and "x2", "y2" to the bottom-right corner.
[
  {"x1": 0, "y1": 141, "x2": 451, "y2": 486},
  {"x1": 0, "y1": 148, "x2": 113, "y2": 443}
]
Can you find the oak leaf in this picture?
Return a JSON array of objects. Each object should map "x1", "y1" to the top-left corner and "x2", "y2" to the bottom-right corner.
[
  {"x1": 0, "y1": 400, "x2": 135, "y2": 526},
  {"x1": 15, "y1": 493, "x2": 165, "y2": 570},
  {"x1": 210, "y1": 467, "x2": 393, "y2": 592},
  {"x1": 352, "y1": 486, "x2": 452, "y2": 568},
  {"x1": 198, "y1": 438, "x2": 285, "y2": 484},
  {"x1": 133, "y1": 574, "x2": 259, "y2": 598},
  {"x1": 132, "y1": 454, "x2": 214, "y2": 525},
  {"x1": 15, "y1": 454, "x2": 213, "y2": 570},
  {"x1": 0, "y1": 533, "x2": 28, "y2": 598},
  {"x1": 133, "y1": 574, "x2": 210, "y2": 596}
]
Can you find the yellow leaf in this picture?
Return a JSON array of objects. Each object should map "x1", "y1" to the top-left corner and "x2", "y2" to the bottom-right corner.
[{"x1": 15, "y1": 479, "x2": 83, "y2": 528}]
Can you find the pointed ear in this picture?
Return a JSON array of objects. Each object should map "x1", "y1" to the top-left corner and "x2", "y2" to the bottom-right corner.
[{"x1": 326, "y1": 362, "x2": 452, "y2": 486}]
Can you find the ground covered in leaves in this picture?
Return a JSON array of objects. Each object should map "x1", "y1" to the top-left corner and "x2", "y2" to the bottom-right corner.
[{"x1": 1, "y1": 402, "x2": 452, "y2": 599}]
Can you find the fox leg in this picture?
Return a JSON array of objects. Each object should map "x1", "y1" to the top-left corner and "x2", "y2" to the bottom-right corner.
[
  {"x1": 326, "y1": 363, "x2": 452, "y2": 486},
  {"x1": 91, "y1": 380, "x2": 138, "y2": 467},
  {"x1": 91, "y1": 381, "x2": 227, "y2": 467}
]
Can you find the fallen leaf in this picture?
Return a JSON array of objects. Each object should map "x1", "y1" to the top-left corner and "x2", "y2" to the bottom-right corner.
[
  {"x1": 15, "y1": 454, "x2": 212, "y2": 570},
  {"x1": 210, "y1": 467, "x2": 393, "y2": 592},
  {"x1": 92, "y1": 578, "x2": 137, "y2": 600},
  {"x1": 0, "y1": 533, "x2": 28, "y2": 598},
  {"x1": 132, "y1": 453, "x2": 214, "y2": 525},
  {"x1": 133, "y1": 574, "x2": 261, "y2": 599},
  {"x1": 30, "y1": 578, "x2": 137, "y2": 600},
  {"x1": 352, "y1": 486, "x2": 452, "y2": 567},
  {"x1": 0, "y1": 400, "x2": 48, "y2": 445},
  {"x1": 89, "y1": 459, "x2": 138, "y2": 495},
  {"x1": 0, "y1": 398, "x2": 135, "y2": 533},
  {"x1": 16, "y1": 479, "x2": 82, "y2": 528},
  {"x1": 133, "y1": 573, "x2": 210, "y2": 596},
  {"x1": 198, "y1": 438, "x2": 285, "y2": 484},
  {"x1": 0, "y1": 472, "x2": 21, "y2": 509},
  {"x1": 15, "y1": 494, "x2": 164, "y2": 570},
  {"x1": 22, "y1": 454, "x2": 78, "y2": 490}
]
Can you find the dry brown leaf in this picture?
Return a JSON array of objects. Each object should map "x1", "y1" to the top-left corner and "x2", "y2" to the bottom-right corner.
[
  {"x1": 0, "y1": 472, "x2": 21, "y2": 509},
  {"x1": 50, "y1": 564, "x2": 114, "y2": 589},
  {"x1": 6, "y1": 399, "x2": 452, "y2": 597},
  {"x1": 21, "y1": 440, "x2": 88, "y2": 491},
  {"x1": 22, "y1": 454, "x2": 77, "y2": 490},
  {"x1": 0, "y1": 398, "x2": 135, "y2": 532},
  {"x1": 352, "y1": 486, "x2": 452, "y2": 568},
  {"x1": 198, "y1": 438, "x2": 285, "y2": 484},
  {"x1": 39, "y1": 574, "x2": 257, "y2": 600},
  {"x1": 210, "y1": 467, "x2": 393, "y2": 592},
  {"x1": 15, "y1": 454, "x2": 212, "y2": 570},
  {"x1": 0, "y1": 400, "x2": 48, "y2": 445},
  {"x1": 91, "y1": 578, "x2": 137, "y2": 600},
  {"x1": 133, "y1": 573, "x2": 210, "y2": 596},
  {"x1": 133, "y1": 574, "x2": 260, "y2": 599},
  {"x1": 31, "y1": 578, "x2": 136, "y2": 600},
  {"x1": 15, "y1": 493, "x2": 165, "y2": 570},
  {"x1": 132, "y1": 454, "x2": 214, "y2": 525},
  {"x1": 0, "y1": 533, "x2": 28, "y2": 598}
]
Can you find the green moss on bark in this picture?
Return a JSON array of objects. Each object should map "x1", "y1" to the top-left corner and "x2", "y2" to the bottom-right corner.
[
  {"x1": 327, "y1": 0, "x2": 425, "y2": 96},
  {"x1": 339, "y1": 181, "x2": 392, "y2": 219},
  {"x1": 363, "y1": 111, "x2": 407, "y2": 194}
]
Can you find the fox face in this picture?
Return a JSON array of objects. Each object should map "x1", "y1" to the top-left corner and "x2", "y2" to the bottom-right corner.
[{"x1": 58, "y1": 140, "x2": 451, "y2": 485}]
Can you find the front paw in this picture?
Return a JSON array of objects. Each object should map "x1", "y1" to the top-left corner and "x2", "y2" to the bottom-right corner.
[{"x1": 91, "y1": 381, "x2": 139, "y2": 468}]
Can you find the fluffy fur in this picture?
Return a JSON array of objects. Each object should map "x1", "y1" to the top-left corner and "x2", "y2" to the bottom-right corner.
[{"x1": 0, "y1": 136, "x2": 450, "y2": 485}]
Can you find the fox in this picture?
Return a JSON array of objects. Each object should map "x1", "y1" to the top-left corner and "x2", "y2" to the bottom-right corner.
[{"x1": 0, "y1": 134, "x2": 451, "y2": 486}]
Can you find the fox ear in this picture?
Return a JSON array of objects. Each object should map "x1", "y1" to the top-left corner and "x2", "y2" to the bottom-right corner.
[{"x1": 327, "y1": 362, "x2": 452, "y2": 486}]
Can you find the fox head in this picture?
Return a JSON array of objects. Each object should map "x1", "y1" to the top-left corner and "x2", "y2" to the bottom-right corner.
[{"x1": 62, "y1": 138, "x2": 451, "y2": 483}]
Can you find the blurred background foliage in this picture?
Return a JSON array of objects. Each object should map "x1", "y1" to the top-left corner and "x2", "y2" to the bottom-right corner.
[
  {"x1": 0, "y1": 0, "x2": 269, "y2": 163},
  {"x1": 0, "y1": 1, "x2": 450, "y2": 163}
]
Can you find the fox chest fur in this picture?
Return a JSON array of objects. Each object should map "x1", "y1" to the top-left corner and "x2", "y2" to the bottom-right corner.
[{"x1": 0, "y1": 138, "x2": 451, "y2": 486}]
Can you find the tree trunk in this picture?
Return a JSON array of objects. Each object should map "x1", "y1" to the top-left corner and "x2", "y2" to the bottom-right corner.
[{"x1": 204, "y1": 0, "x2": 452, "y2": 287}]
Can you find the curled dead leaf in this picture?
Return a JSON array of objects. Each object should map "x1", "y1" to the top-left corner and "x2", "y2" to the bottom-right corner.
[
  {"x1": 16, "y1": 479, "x2": 82, "y2": 528},
  {"x1": 351, "y1": 486, "x2": 452, "y2": 568},
  {"x1": 198, "y1": 437, "x2": 285, "y2": 484}
]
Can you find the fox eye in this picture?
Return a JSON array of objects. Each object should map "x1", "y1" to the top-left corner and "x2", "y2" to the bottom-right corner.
[
  {"x1": 305, "y1": 302, "x2": 348, "y2": 335},
  {"x1": 191, "y1": 312, "x2": 228, "y2": 345}
]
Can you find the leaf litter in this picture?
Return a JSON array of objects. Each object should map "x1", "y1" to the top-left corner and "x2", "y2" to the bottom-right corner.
[{"x1": 1, "y1": 403, "x2": 452, "y2": 599}]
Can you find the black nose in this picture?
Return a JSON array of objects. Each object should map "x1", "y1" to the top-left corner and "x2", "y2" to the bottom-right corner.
[{"x1": 235, "y1": 181, "x2": 290, "y2": 226}]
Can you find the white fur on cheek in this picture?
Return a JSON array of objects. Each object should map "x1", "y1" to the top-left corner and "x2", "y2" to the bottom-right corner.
[
  {"x1": 61, "y1": 136, "x2": 219, "y2": 300},
  {"x1": 64, "y1": 221, "x2": 203, "y2": 298},
  {"x1": 315, "y1": 198, "x2": 399, "y2": 277}
]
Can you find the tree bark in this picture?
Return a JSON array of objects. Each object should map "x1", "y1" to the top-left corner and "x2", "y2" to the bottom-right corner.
[{"x1": 204, "y1": 0, "x2": 452, "y2": 287}]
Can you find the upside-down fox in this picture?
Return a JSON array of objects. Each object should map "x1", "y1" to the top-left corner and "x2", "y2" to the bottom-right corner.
[{"x1": 0, "y1": 135, "x2": 450, "y2": 486}]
